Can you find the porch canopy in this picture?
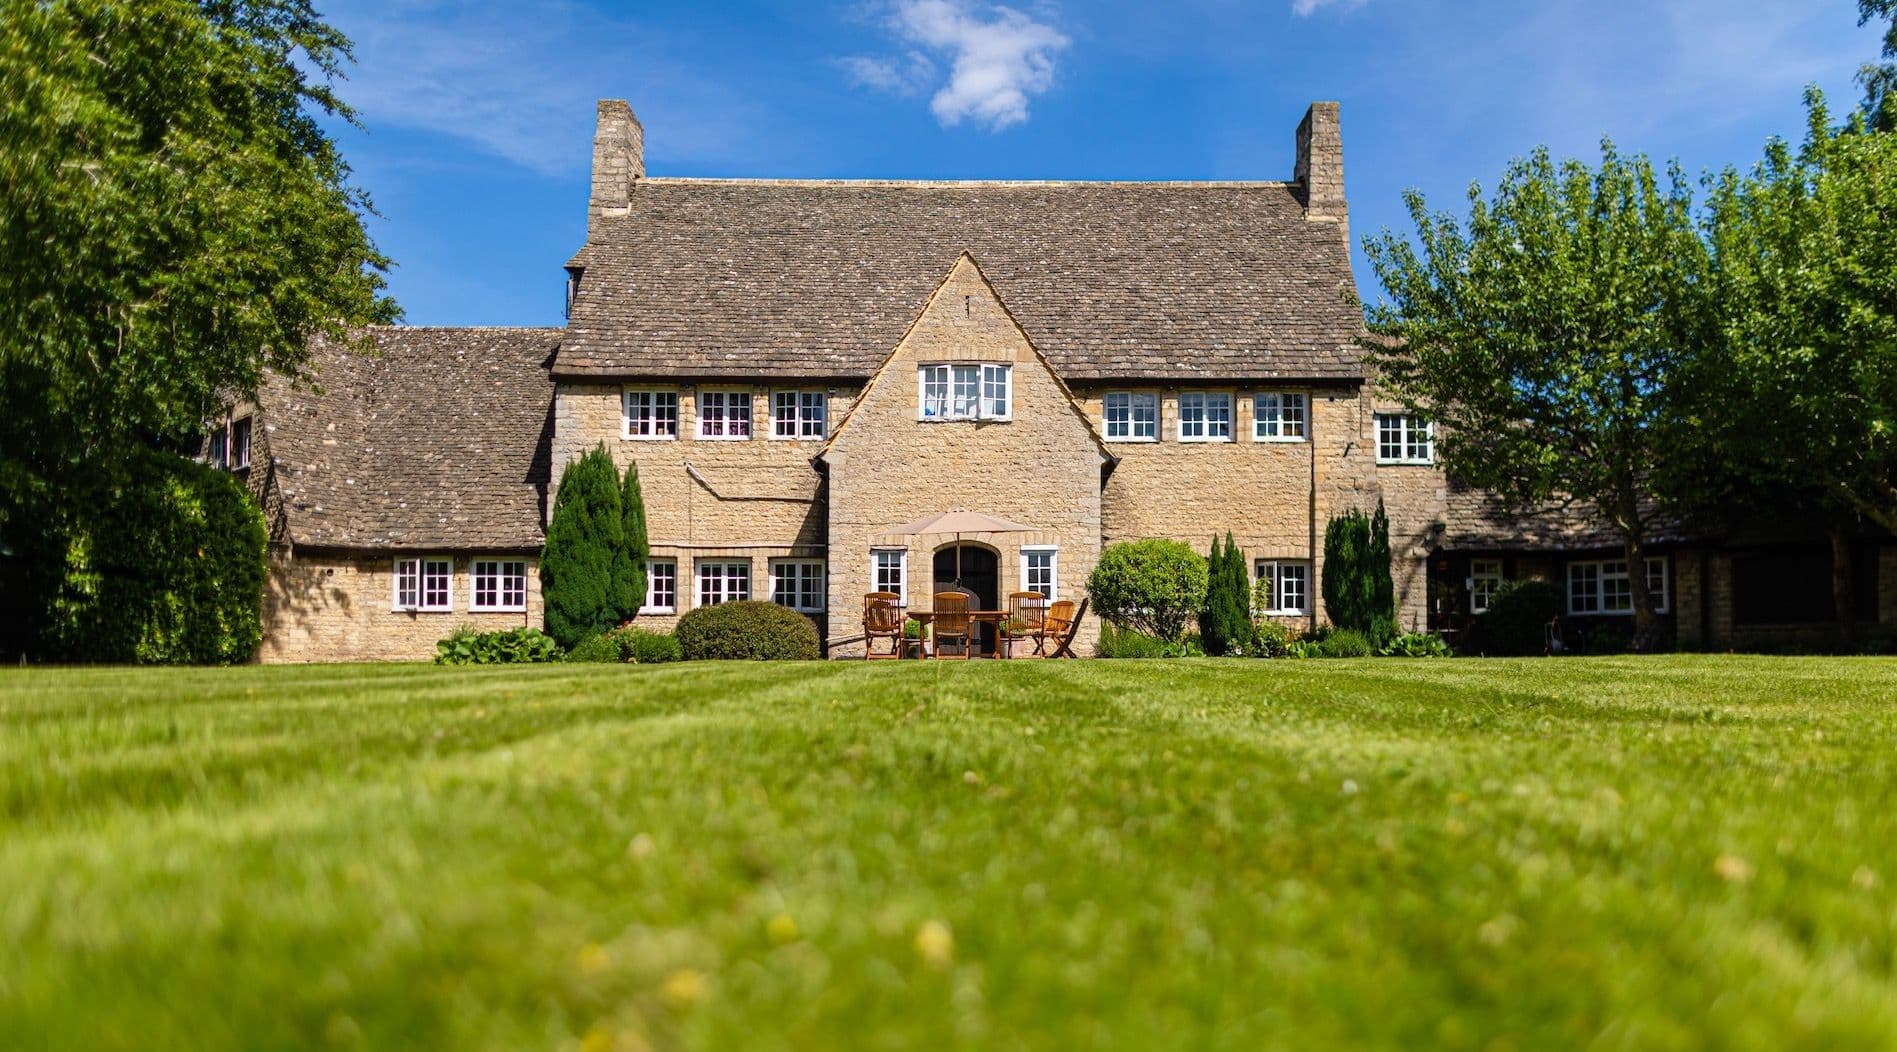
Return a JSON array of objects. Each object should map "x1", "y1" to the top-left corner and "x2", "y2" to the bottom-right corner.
[{"x1": 889, "y1": 509, "x2": 1034, "y2": 583}]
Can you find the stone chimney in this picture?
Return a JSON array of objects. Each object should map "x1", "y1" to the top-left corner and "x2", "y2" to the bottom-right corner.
[
  {"x1": 588, "y1": 100, "x2": 644, "y2": 227},
  {"x1": 1294, "y1": 102, "x2": 1346, "y2": 223}
]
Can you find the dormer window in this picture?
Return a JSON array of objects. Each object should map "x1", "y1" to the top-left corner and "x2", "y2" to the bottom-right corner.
[{"x1": 920, "y1": 364, "x2": 1010, "y2": 421}]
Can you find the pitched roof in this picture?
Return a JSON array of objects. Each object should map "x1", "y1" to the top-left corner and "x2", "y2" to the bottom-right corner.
[
  {"x1": 257, "y1": 327, "x2": 558, "y2": 551},
  {"x1": 556, "y1": 179, "x2": 1364, "y2": 383},
  {"x1": 1439, "y1": 478, "x2": 1700, "y2": 552}
]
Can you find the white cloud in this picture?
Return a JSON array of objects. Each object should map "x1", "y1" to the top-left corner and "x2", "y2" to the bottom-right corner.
[
  {"x1": 1291, "y1": 0, "x2": 1365, "y2": 16},
  {"x1": 842, "y1": 1, "x2": 1070, "y2": 131}
]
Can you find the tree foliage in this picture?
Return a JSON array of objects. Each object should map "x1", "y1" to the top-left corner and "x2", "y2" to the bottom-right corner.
[
  {"x1": 1861, "y1": 0, "x2": 1897, "y2": 128},
  {"x1": 1321, "y1": 508, "x2": 1393, "y2": 640},
  {"x1": 1086, "y1": 539, "x2": 1209, "y2": 645},
  {"x1": 1198, "y1": 532, "x2": 1251, "y2": 657},
  {"x1": 621, "y1": 460, "x2": 649, "y2": 616},
  {"x1": 34, "y1": 447, "x2": 266, "y2": 664},
  {"x1": 540, "y1": 446, "x2": 635, "y2": 649},
  {"x1": 1364, "y1": 144, "x2": 1713, "y2": 650}
]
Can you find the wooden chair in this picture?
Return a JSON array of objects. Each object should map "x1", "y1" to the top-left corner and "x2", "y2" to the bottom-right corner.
[
  {"x1": 863, "y1": 592, "x2": 905, "y2": 660},
  {"x1": 932, "y1": 591, "x2": 972, "y2": 659},
  {"x1": 1039, "y1": 598, "x2": 1087, "y2": 658},
  {"x1": 1001, "y1": 591, "x2": 1047, "y2": 658}
]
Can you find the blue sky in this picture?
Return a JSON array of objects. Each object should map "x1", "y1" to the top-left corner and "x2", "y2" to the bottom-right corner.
[{"x1": 318, "y1": 0, "x2": 1885, "y2": 327}]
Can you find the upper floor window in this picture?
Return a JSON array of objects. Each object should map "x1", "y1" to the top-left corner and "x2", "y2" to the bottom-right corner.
[
  {"x1": 623, "y1": 390, "x2": 678, "y2": 440},
  {"x1": 1253, "y1": 393, "x2": 1307, "y2": 442},
  {"x1": 208, "y1": 425, "x2": 228, "y2": 470},
  {"x1": 643, "y1": 559, "x2": 678, "y2": 614},
  {"x1": 770, "y1": 558, "x2": 826, "y2": 613},
  {"x1": 697, "y1": 391, "x2": 752, "y2": 440},
  {"x1": 696, "y1": 559, "x2": 751, "y2": 606},
  {"x1": 1179, "y1": 392, "x2": 1233, "y2": 442},
  {"x1": 1470, "y1": 558, "x2": 1503, "y2": 614},
  {"x1": 471, "y1": 559, "x2": 527, "y2": 612},
  {"x1": 772, "y1": 390, "x2": 827, "y2": 440},
  {"x1": 872, "y1": 547, "x2": 908, "y2": 604},
  {"x1": 1376, "y1": 414, "x2": 1433, "y2": 464},
  {"x1": 920, "y1": 364, "x2": 1010, "y2": 421},
  {"x1": 1254, "y1": 560, "x2": 1310, "y2": 615},
  {"x1": 229, "y1": 417, "x2": 252, "y2": 469},
  {"x1": 1568, "y1": 556, "x2": 1669, "y2": 615},
  {"x1": 1104, "y1": 392, "x2": 1158, "y2": 442},
  {"x1": 394, "y1": 557, "x2": 452, "y2": 612}
]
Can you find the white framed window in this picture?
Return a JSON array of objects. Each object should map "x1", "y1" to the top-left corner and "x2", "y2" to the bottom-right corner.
[
  {"x1": 643, "y1": 559, "x2": 677, "y2": 614},
  {"x1": 1021, "y1": 546, "x2": 1058, "y2": 601},
  {"x1": 919, "y1": 364, "x2": 1011, "y2": 421},
  {"x1": 1253, "y1": 560, "x2": 1311, "y2": 615},
  {"x1": 1567, "y1": 556, "x2": 1669, "y2": 615},
  {"x1": 1376, "y1": 414, "x2": 1433, "y2": 464},
  {"x1": 771, "y1": 390, "x2": 827, "y2": 440},
  {"x1": 1104, "y1": 392, "x2": 1158, "y2": 442},
  {"x1": 695, "y1": 560, "x2": 751, "y2": 607},
  {"x1": 1179, "y1": 392, "x2": 1233, "y2": 442},
  {"x1": 1252, "y1": 393, "x2": 1307, "y2": 442},
  {"x1": 229, "y1": 417, "x2": 252, "y2": 469},
  {"x1": 622, "y1": 390, "x2": 679, "y2": 440},
  {"x1": 696, "y1": 390, "x2": 752, "y2": 440},
  {"x1": 470, "y1": 559, "x2": 528, "y2": 612},
  {"x1": 394, "y1": 556, "x2": 453, "y2": 612},
  {"x1": 770, "y1": 558, "x2": 826, "y2": 613},
  {"x1": 872, "y1": 547, "x2": 908, "y2": 605},
  {"x1": 208, "y1": 425, "x2": 229, "y2": 469},
  {"x1": 1469, "y1": 558, "x2": 1504, "y2": 615}
]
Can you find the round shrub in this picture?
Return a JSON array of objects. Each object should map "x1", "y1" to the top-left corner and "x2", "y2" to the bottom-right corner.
[
  {"x1": 1465, "y1": 579, "x2": 1564, "y2": 656},
  {"x1": 675, "y1": 601, "x2": 821, "y2": 661},
  {"x1": 1087, "y1": 539, "x2": 1209, "y2": 644},
  {"x1": 612, "y1": 626, "x2": 683, "y2": 664},
  {"x1": 564, "y1": 632, "x2": 623, "y2": 663},
  {"x1": 1318, "y1": 627, "x2": 1373, "y2": 658}
]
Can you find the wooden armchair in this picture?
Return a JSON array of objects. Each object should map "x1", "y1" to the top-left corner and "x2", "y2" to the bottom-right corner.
[
  {"x1": 1037, "y1": 598, "x2": 1082, "y2": 658},
  {"x1": 1001, "y1": 590, "x2": 1047, "y2": 658},
  {"x1": 932, "y1": 591, "x2": 972, "y2": 659},
  {"x1": 863, "y1": 592, "x2": 905, "y2": 660}
]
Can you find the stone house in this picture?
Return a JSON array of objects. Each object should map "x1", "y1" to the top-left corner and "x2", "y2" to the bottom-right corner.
[{"x1": 218, "y1": 98, "x2": 1892, "y2": 661}]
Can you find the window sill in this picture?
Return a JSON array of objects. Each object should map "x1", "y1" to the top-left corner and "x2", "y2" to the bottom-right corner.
[
  {"x1": 1253, "y1": 436, "x2": 1308, "y2": 444},
  {"x1": 1178, "y1": 436, "x2": 1235, "y2": 444},
  {"x1": 1377, "y1": 458, "x2": 1435, "y2": 466},
  {"x1": 640, "y1": 606, "x2": 676, "y2": 616},
  {"x1": 1104, "y1": 436, "x2": 1159, "y2": 444},
  {"x1": 622, "y1": 433, "x2": 678, "y2": 442},
  {"x1": 918, "y1": 417, "x2": 1011, "y2": 424},
  {"x1": 768, "y1": 435, "x2": 826, "y2": 442},
  {"x1": 393, "y1": 607, "x2": 453, "y2": 614},
  {"x1": 694, "y1": 434, "x2": 753, "y2": 442},
  {"x1": 470, "y1": 606, "x2": 528, "y2": 614}
]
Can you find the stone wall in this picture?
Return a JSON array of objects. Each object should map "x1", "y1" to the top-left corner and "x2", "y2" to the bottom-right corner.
[
  {"x1": 261, "y1": 550, "x2": 542, "y2": 663},
  {"x1": 824, "y1": 256, "x2": 1107, "y2": 657}
]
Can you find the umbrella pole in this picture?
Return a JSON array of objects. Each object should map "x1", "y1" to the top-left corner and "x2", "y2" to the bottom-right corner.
[{"x1": 955, "y1": 534, "x2": 962, "y2": 583}]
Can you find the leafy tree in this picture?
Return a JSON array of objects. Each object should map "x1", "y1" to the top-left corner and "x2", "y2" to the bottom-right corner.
[
  {"x1": 1698, "y1": 91, "x2": 1897, "y2": 642},
  {"x1": 1860, "y1": 0, "x2": 1897, "y2": 128},
  {"x1": 1322, "y1": 508, "x2": 1392, "y2": 638},
  {"x1": 540, "y1": 446, "x2": 634, "y2": 648},
  {"x1": 1364, "y1": 144, "x2": 1714, "y2": 651},
  {"x1": 1199, "y1": 533, "x2": 1251, "y2": 657},
  {"x1": 621, "y1": 460, "x2": 649, "y2": 618},
  {"x1": 1086, "y1": 539, "x2": 1209, "y2": 645},
  {"x1": 1369, "y1": 499, "x2": 1396, "y2": 637}
]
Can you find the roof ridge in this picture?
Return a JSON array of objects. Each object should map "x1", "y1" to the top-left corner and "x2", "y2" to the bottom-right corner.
[
  {"x1": 366, "y1": 324, "x2": 564, "y2": 333},
  {"x1": 638, "y1": 177, "x2": 1296, "y2": 189}
]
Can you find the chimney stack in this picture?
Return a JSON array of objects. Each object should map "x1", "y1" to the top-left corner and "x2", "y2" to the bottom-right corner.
[
  {"x1": 588, "y1": 100, "x2": 644, "y2": 228},
  {"x1": 1294, "y1": 102, "x2": 1346, "y2": 223}
]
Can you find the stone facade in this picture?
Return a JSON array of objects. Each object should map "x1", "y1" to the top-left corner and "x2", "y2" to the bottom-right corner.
[{"x1": 261, "y1": 551, "x2": 543, "y2": 663}]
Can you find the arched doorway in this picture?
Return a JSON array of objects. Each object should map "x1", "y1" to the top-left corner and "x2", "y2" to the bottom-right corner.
[{"x1": 933, "y1": 543, "x2": 999, "y2": 654}]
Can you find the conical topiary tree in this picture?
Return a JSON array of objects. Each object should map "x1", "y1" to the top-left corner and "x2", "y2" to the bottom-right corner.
[
  {"x1": 540, "y1": 444, "x2": 633, "y2": 648},
  {"x1": 1369, "y1": 499, "x2": 1396, "y2": 639},
  {"x1": 1322, "y1": 508, "x2": 1374, "y2": 635},
  {"x1": 621, "y1": 460, "x2": 649, "y2": 618},
  {"x1": 1199, "y1": 532, "x2": 1252, "y2": 656}
]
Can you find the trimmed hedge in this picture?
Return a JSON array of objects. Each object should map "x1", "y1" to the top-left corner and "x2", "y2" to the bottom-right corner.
[
  {"x1": 38, "y1": 449, "x2": 266, "y2": 664},
  {"x1": 675, "y1": 601, "x2": 821, "y2": 661}
]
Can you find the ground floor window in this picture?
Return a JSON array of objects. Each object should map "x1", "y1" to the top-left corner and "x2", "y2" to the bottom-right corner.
[
  {"x1": 696, "y1": 560, "x2": 751, "y2": 607},
  {"x1": 470, "y1": 559, "x2": 527, "y2": 611},
  {"x1": 1022, "y1": 546, "x2": 1057, "y2": 600},
  {"x1": 1568, "y1": 556, "x2": 1668, "y2": 615},
  {"x1": 1470, "y1": 558, "x2": 1503, "y2": 614},
  {"x1": 394, "y1": 557, "x2": 452, "y2": 612},
  {"x1": 1253, "y1": 560, "x2": 1310, "y2": 615},
  {"x1": 770, "y1": 559, "x2": 826, "y2": 612},
  {"x1": 872, "y1": 548, "x2": 907, "y2": 604},
  {"x1": 643, "y1": 559, "x2": 677, "y2": 614}
]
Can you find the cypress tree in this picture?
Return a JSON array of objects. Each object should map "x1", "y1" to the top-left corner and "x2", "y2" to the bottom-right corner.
[
  {"x1": 1322, "y1": 508, "x2": 1375, "y2": 634},
  {"x1": 621, "y1": 460, "x2": 649, "y2": 621},
  {"x1": 1369, "y1": 499, "x2": 1397, "y2": 638},
  {"x1": 1199, "y1": 532, "x2": 1252, "y2": 656},
  {"x1": 540, "y1": 445, "x2": 630, "y2": 648}
]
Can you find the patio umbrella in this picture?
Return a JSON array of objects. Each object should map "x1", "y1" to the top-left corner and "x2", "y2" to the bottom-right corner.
[{"x1": 889, "y1": 509, "x2": 1034, "y2": 583}]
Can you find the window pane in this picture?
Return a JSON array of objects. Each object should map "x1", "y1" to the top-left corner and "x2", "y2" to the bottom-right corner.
[
  {"x1": 1207, "y1": 394, "x2": 1231, "y2": 439},
  {"x1": 774, "y1": 392, "x2": 797, "y2": 438},
  {"x1": 921, "y1": 367, "x2": 948, "y2": 418},
  {"x1": 1255, "y1": 394, "x2": 1279, "y2": 438},
  {"x1": 1133, "y1": 394, "x2": 1157, "y2": 438},
  {"x1": 801, "y1": 392, "x2": 826, "y2": 438},
  {"x1": 951, "y1": 366, "x2": 979, "y2": 418},
  {"x1": 1105, "y1": 393, "x2": 1129, "y2": 438},
  {"x1": 982, "y1": 365, "x2": 1009, "y2": 418},
  {"x1": 1181, "y1": 393, "x2": 1204, "y2": 438},
  {"x1": 1284, "y1": 394, "x2": 1306, "y2": 438}
]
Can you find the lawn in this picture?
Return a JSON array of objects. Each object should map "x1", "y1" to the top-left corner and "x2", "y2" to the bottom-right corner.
[{"x1": 3, "y1": 657, "x2": 1897, "y2": 1050}]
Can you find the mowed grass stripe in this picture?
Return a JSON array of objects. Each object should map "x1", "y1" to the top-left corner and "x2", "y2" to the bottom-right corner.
[{"x1": 2, "y1": 658, "x2": 1896, "y2": 1050}]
